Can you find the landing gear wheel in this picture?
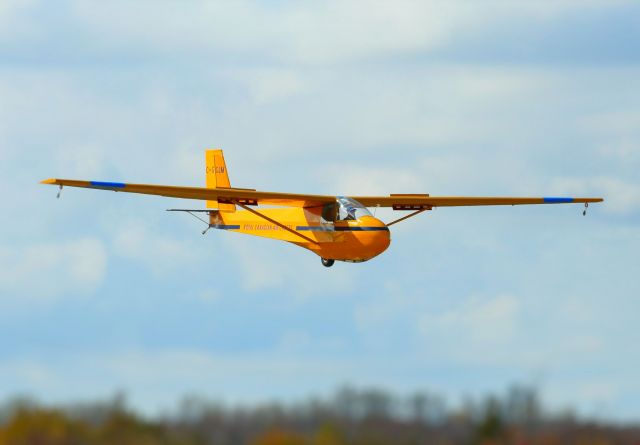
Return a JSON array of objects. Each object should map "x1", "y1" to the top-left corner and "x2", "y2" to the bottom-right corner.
[{"x1": 321, "y1": 258, "x2": 335, "y2": 268}]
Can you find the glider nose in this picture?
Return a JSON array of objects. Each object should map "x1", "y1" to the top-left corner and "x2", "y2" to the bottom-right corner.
[{"x1": 356, "y1": 216, "x2": 391, "y2": 259}]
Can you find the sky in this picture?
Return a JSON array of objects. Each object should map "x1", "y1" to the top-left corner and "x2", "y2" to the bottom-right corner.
[{"x1": 0, "y1": 0, "x2": 639, "y2": 421}]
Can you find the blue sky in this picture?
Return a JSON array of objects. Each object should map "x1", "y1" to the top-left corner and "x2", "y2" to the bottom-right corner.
[{"x1": 1, "y1": 0, "x2": 639, "y2": 421}]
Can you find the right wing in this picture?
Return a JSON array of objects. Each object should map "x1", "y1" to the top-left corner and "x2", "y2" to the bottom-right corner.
[{"x1": 352, "y1": 194, "x2": 603, "y2": 209}]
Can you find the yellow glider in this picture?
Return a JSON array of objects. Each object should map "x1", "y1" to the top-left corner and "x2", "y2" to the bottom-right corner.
[{"x1": 41, "y1": 149, "x2": 603, "y2": 267}]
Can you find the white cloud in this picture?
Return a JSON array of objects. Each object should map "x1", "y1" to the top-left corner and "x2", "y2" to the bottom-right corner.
[
  {"x1": 597, "y1": 142, "x2": 639, "y2": 163},
  {"x1": 0, "y1": 238, "x2": 107, "y2": 301},
  {"x1": 281, "y1": 1, "x2": 470, "y2": 64},
  {"x1": 64, "y1": 0, "x2": 631, "y2": 66},
  {"x1": 231, "y1": 68, "x2": 306, "y2": 105},
  {"x1": 289, "y1": 66, "x2": 555, "y2": 152},
  {"x1": 196, "y1": 288, "x2": 220, "y2": 303},
  {"x1": 69, "y1": 0, "x2": 471, "y2": 64},
  {"x1": 316, "y1": 149, "x2": 534, "y2": 201},
  {"x1": 355, "y1": 283, "x2": 615, "y2": 371},
  {"x1": 0, "y1": 0, "x2": 36, "y2": 41},
  {"x1": 112, "y1": 220, "x2": 201, "y2": 276},
  {"x1": 583, "y1": 111, "x2": 640, "y2": 135},
  {"x1": 223, "y1": 235, "x2": 355, "y2": 298},
  {"x1": 354, "y1": 281, "x2": 415, "y2": 330},
  {"x1": 581, "y1": 111, "x2": 640, "y2": 165},
  {"x1": 222, "y1": 236, "x2": 286, "y2": 291},
  {"x1": 320, "y1": 165, "x2": 425, "y2": 196},
  {"x1": 419, "y1": 294, "x2": 520, "y2": 347},
  {"x1": 477, "y1": 0, "x2": 631, "y2": 21},
  {"x1": 54, "y1": 143, "x2": 107, "y2": 179}
]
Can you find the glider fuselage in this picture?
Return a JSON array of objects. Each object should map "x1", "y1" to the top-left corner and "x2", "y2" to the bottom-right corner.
[{"x1": 208, "y1": 204, "x2": 391, "y2": 262}]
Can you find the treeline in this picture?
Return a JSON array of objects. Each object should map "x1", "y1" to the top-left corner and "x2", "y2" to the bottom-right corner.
[{"x1": 0, "y1": 385, "x2": 638, "y2": 445}]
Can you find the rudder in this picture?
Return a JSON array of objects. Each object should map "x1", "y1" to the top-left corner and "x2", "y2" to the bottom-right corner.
[{"x1": 205, "y1": 149, "x2": 235, "y2": 212}]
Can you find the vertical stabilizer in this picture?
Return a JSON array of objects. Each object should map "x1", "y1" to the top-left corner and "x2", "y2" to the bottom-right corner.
[{"x1": 205, "y1": 149, "x2": 235, "y2": 212}]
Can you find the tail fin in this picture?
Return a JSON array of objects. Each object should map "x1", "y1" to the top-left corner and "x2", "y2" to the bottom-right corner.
[{"x1": 205, "y1": 149, "x2": 235, "y2": 212}]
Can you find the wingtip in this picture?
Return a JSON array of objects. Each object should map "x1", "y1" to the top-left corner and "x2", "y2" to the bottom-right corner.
[{"x1": 40, "y1": 178, "x2": 57, "y2": 185}]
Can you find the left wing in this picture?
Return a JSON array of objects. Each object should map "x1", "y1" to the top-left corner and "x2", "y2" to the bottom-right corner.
[{"x1": 40, "y1": 178, "x2": 333, "y2": 207}]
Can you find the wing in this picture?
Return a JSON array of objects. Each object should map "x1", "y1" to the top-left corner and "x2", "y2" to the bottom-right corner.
[
  {"x1": 41, "y1": 178, "x2": 334, "y2": 207},
  {"x1": 41, "y1": 179, "x2": 603, "y2": 209},
  {"x1": 352, "y1": 194, "x2": 603, "y2": 209}
]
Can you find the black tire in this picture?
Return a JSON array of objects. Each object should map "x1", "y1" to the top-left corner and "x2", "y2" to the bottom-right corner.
[{"x1": 321, "y1": 258, "x2": 335, "y2": 267}]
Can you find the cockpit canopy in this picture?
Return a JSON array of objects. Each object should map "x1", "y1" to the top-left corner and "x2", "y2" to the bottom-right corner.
[{"x1": 322, "y1": 197, "x2": 372, "y2": 222}]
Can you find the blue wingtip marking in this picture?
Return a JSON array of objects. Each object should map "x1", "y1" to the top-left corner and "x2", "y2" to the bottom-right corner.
[
  {"x1": 90, "y1": 181, "x2": 126, "y2": 188},
  {"x1": 543, "y1": 197, "x2": 574, "y2": 203}
]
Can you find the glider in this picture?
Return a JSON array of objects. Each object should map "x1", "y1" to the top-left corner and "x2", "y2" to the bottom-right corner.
[{"x1": 42, "y1": 149, "x2": 603, "y2": 267}]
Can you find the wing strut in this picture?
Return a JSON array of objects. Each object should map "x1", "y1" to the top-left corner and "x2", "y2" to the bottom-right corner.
[
  {"x1": 386, "y1": 208, "x2": 429, "y2": 227},
  {"x1": 233, "y1": 202, "x2": 320, "y2": 245}
]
